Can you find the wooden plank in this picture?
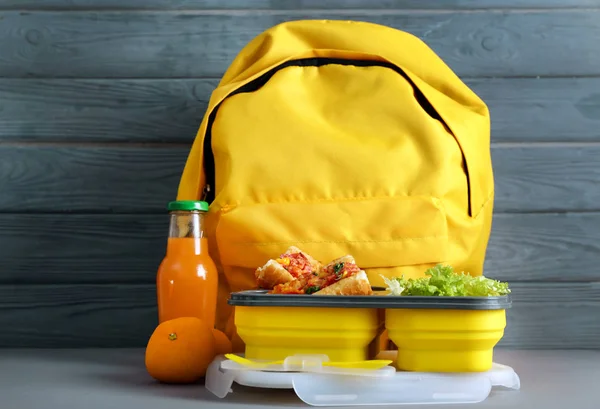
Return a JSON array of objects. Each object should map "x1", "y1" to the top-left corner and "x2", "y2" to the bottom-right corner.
[
  {"x1": 0, "y1": 284, "x2": 159, "y2": 348},
  {"x1": 492, "y1": 145, "x2": 600, "y2": 213},
  {"x1": 484, "y1": 213, "x2": 600, "y2": 282},
  {"x1": 0, "y1": 282, "x2": 597, "y2": 348},
  {"x1": 0, "y1": 145, "x2": 187, "y2": 213},
  {"x1": 1, "y1": 10, "x2": 600, "y2": 78},
  {"x1": 0, "y1": 212, "x2": 598, "y2": 284},
  {"x1": 500, "y1": 282, "x2": 600, "y2": 349},
  {"x1": 0, "y1": 145, "x2": 598, "y2": 213},
  {"x1": 0, "y1": 79, "x2": 215, "y2": 143},
  {"x1": 469, "y1": 78, "x2": 600, "y2": 143},
  {"x1": 0, "y1": 1, "x2": 597, "y2": 10},
  {"x1": 2, "y1": 78, "x2": 599, "y2": 143},
  {"x1": 0, "y1": 214, "x2": 168, "y2": 284}
]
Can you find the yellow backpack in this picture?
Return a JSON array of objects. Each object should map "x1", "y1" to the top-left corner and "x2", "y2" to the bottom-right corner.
[{"x1": 176, "y1": 20, "x2": 494, "y2": 335}]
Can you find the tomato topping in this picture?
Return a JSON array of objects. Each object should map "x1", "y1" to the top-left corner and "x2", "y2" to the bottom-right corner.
[
  {"x1": 271, "y1": 257, "x2": 361, "y2": 295},
  {"x1": 277, "y1": 252, "x2": 314, "y2": 278}
]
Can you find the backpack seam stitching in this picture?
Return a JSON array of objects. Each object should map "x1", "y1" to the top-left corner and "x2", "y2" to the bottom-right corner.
[
  {"x1": 219, "y1": 194, "x2": 443, "y2": 207},
  {"x1": 473, "y1": 190, "x2": 495, "y2": 219},
  {"x1": 222, "y1": 236, "x2": 448, "y2": 246}
]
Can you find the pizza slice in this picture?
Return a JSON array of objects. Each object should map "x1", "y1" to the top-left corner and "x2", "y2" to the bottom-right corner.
[
  {"x1": 271, "y1": 254, "x2": 373, "y2": 296},
  {"x1": 255, "y1": 246, "x2": 322, "y2": 289}
]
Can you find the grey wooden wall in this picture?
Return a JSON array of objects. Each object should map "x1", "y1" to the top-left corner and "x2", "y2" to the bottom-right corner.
[{"x1": 1, "y1": 1, "x2": 599, "y2": 349}]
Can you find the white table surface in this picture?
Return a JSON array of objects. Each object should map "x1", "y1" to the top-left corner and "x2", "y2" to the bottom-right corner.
[{"x1": 1, "y1": 349, "x2": 598, "y2": 409}]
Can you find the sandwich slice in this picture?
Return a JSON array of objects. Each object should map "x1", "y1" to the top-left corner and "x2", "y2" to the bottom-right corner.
[
  {"x1": 271, "y1": 255, "x2": 373, "y2": 296},
  {"x1": 255, "y1": 246, "x2": 322, "y2": 289}
]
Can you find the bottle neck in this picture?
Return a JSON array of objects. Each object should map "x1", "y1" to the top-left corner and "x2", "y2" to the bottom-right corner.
[
  {"x1": 166, "y1": 211, "x2": 208, "y2": 256},
  {"x1": 168, "y1": 211, "x2": 205, "y2": 239},
  {"x1": 166, "y1": 236, "x2": 208, "y2": 256}
]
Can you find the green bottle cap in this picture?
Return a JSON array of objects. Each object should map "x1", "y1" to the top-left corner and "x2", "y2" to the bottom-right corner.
[{"x1": 167, "y1": 200, "x2": 209, "y2": 212}]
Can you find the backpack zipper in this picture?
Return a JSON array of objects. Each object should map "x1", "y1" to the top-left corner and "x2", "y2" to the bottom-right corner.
[
  {"x1": 202, "y1": 57, "x2": 451, "y2": 205},
  {"x1": 201, "y1": 184, "x2": 211, "y2": 202}
]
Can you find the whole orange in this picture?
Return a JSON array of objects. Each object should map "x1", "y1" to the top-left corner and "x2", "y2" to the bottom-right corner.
[
  {"x1": 145, "y1": 317, "x2": 216, "y2": 383},
  {"x1": 211, "y1": 329, "x2": 233, "y2": 355}
]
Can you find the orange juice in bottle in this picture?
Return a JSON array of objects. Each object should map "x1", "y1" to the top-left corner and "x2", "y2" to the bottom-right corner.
[{"x1": 156, "y1": 200, "x2": 218, "y2": 327}]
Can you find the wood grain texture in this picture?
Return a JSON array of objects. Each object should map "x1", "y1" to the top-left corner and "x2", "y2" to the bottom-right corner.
[
  {"x1": 500, "y1": 282, "x2": 600, "y2": 349},
  {"x1": 0, "y1": 214, "x2": 167, "y2": 284},
  {"x1": 0, "y1": 3, "x2": 596, "y2": 353},
  {"x1": 2, "y1": 10, "x2": 600, "y2": 78},
  {"x1": 0, "y1": 284, "x2": 159, "y2": 348},
  {"x1": 1, "y1": 212, "x2": 598, "y2": 284},
  {"x1": 0, "y1": 1, "x2": 597, "y2": 10},
  {"x1": 2, "y1": 78, "x2": 599, "y2": 143},
  {"x1": 492, "y1": 145, "x2": 600, "y2": 213},
  {"x1": 0, "y1": 145, "x2": 598, "y2": 213},
  {"x1": 470, "y1": 78, "x2": 600, "y2": 143},
  {"x1": 484, "y1": 213, "x2": 600, "y2": 282},
  {"x1": 0, "y1": 145, "x2": 186, "y2": 212},
  {"x1": 0, "y1": 0, "x2": 598, "y2": 10},
  {"x1": 0, "y1": 79, "x2": 215, "y2": 143},
  {"x1": 1, "y1": 282, "x2": 598, "y2": 348}
]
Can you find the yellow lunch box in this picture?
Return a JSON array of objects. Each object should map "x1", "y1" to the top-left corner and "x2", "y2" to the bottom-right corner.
[
  {"x1": 384, "y1": 296, "x2": 510, "y2": 372},
  {"x1": 228, "y1": 290, "x2": 511, "y2": 372},
  {"x1": 229, "y1": 291, "x2": 382, "y2": 362}
]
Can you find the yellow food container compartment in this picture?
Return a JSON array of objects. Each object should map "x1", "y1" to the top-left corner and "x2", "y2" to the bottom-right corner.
[
  {"x1": 385, "y1": 296, "x2": 510, "y2": 372},
  {"x1": 229, "y1": 290, "x2": 381, "y2": 362}
]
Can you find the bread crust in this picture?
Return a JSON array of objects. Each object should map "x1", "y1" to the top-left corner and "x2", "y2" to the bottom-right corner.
[
  {"x1": 255, "y1": 260, "x2": 294, "y2": 289},
  {"x1": 314, "y1": 270, "x2": 373, "y2": 296},
  {"x1": 255, "y1": 247, "x2": 372, "y2": 295},
  {"x1": 255, "y1": 246, "x2": 322, "y2": 289}
]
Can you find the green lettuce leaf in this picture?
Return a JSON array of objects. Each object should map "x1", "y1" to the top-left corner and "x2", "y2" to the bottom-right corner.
[{"x1": 381, "y1": 265, "x2": 511, "y2": 297}]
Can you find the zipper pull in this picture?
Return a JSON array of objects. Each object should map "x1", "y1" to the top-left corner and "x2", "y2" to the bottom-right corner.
[{"x1": 202, "y1": 184, "x2": 212, "y2": 202}]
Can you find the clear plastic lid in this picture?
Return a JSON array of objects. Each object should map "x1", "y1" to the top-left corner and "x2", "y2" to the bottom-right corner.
[
  {"x1": 205, "y1": 354, "x2": 521, "y2": 405},
  {"x1": 292, "y1": 372, "x2": 492, "y2": 406}
]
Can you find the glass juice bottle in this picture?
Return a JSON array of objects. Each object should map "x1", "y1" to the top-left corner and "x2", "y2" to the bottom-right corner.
[{"x1": 156, "y1": 200, "x2": 218, "y2": 328}]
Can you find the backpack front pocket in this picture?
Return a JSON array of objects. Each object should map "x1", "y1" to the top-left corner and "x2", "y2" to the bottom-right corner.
[{"x1": 215, "y1": 195, "x2": 449, "y2": 278}]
